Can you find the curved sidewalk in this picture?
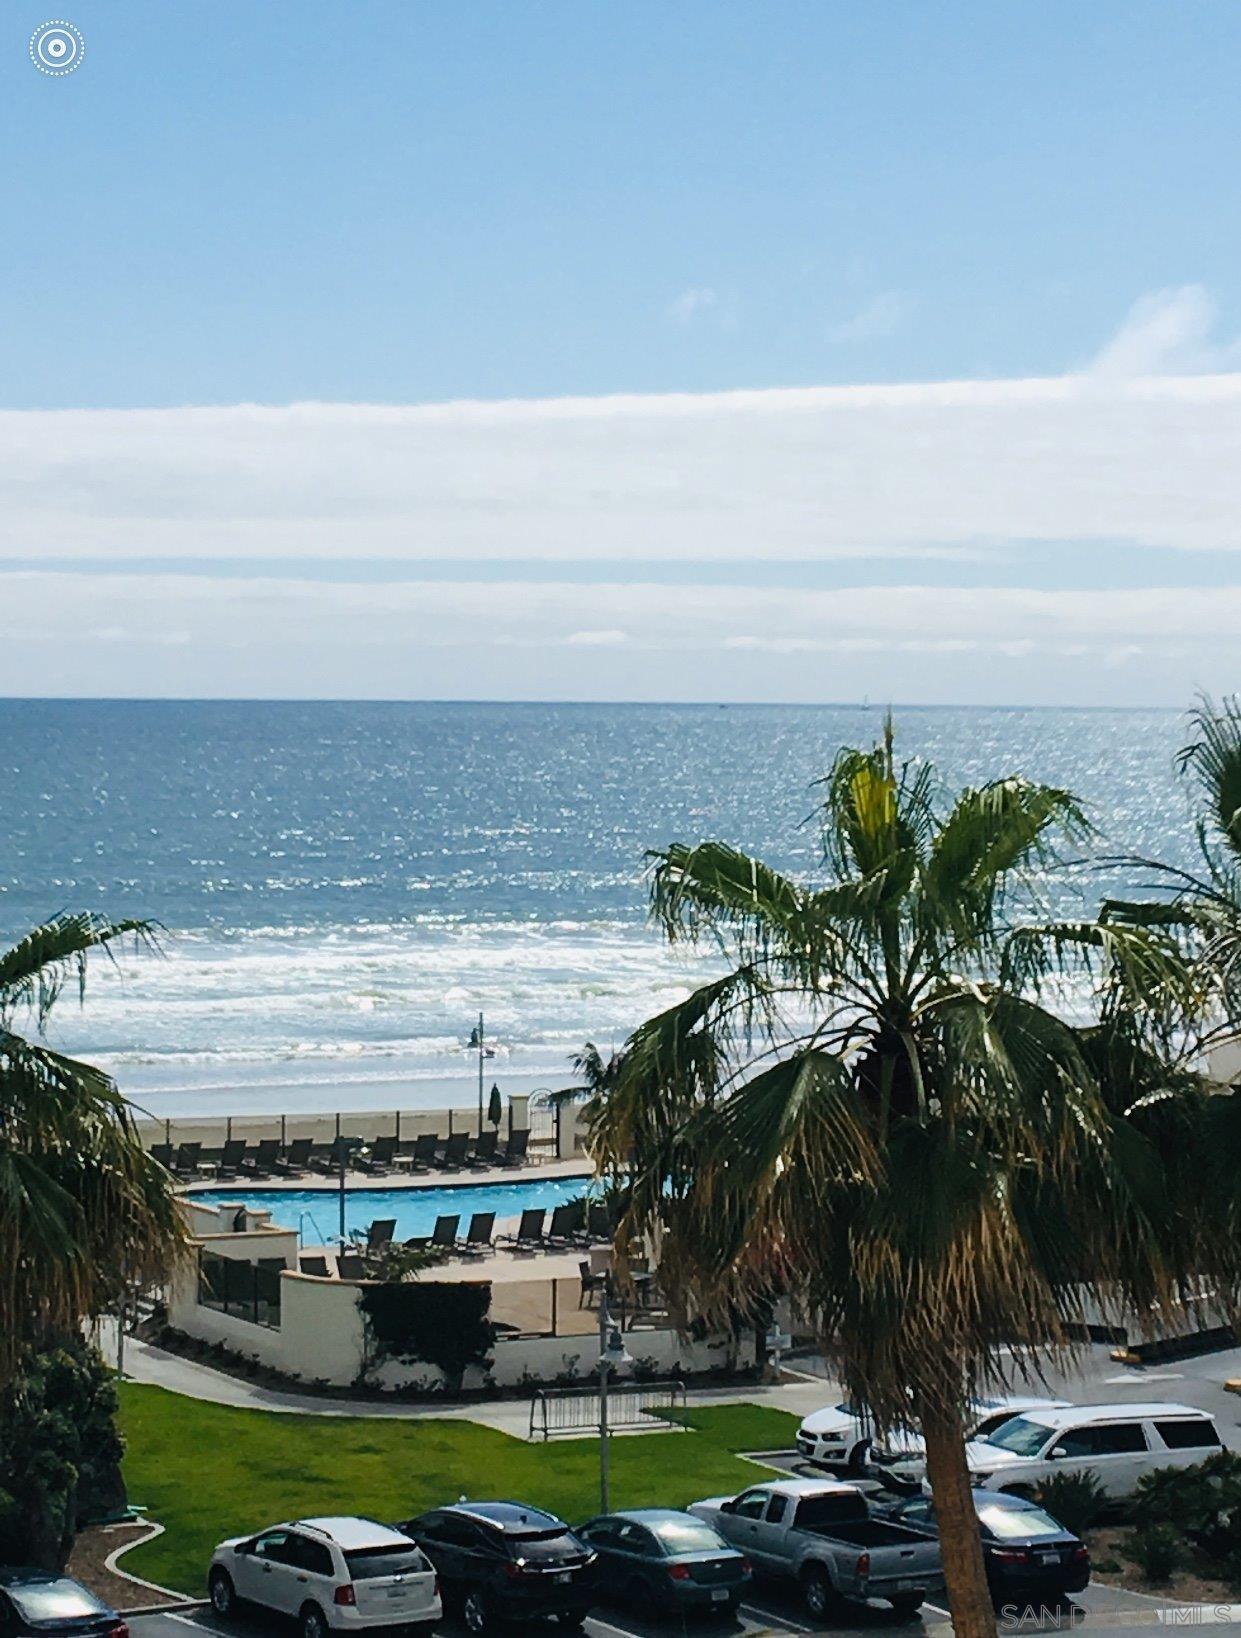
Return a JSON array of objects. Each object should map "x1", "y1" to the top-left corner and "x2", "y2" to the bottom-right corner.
[{"x1": 107, "y1": 1323, "x2": 835, "y2": 1436}]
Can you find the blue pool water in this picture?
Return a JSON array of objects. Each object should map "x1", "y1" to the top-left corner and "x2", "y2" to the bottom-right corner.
[{"x1": 195, "y1": 1176, "x2": 593, "y2": 1242}]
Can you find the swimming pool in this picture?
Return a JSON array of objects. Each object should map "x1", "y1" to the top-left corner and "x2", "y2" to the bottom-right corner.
[{"x1": 195, "y1": 1175, "x2": 593, "y2": 1243}]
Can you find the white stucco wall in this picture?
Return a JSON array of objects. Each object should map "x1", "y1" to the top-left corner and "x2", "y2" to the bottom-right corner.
[
  {"x1": 169, "y1": 1244, "x2": 739, "y2": 1392},
  {"x1": 168, "y1": 1263, "x2": 368, "y2": 1386}
]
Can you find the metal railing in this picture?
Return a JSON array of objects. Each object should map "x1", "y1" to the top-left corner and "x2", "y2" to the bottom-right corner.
[
  {"x1": 528, "y1": 1378, "x2": 687, "y2": 1440},
  {"x1": 197, "y1": 1250, "x2": 283, "y2": 1329}
]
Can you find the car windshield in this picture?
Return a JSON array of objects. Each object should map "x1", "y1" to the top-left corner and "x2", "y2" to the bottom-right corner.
[
  {"x1": 345, "y1": 1546, "x2": 426, "y2": 1579},
  {"x1": 651, "y1": 1520, "x2": 725, "y2": 1553},
  {"x1": 982, "y1": 1506, "x2": 1064, "y2": 1541},
  {"x1": 979, "y1": 1416, "x2": 1051, "y2": 1456},
  {"x1": 8, "y1": 1579, "x2": 107, "y2": 1620}
]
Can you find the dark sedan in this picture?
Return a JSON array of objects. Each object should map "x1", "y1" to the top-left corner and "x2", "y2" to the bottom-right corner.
[
  {"x1": 575, "y1": 1510, "x2": 751, "y2": 1617},
  {"x1": 398, "y1": 1502, "x2": 595, "y2": 1634},
  {"x1": 879, "y1": 1489, "x2": 1089, "y2": 1607},
  {"x1": 0, "y1": 1569, "x2": 128, "y2": 1637}
]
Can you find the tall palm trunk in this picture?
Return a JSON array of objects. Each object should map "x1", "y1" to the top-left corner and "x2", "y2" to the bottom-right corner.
[{"x1": 918, "y1": 1398, "x2": 996, "y2": 1638}]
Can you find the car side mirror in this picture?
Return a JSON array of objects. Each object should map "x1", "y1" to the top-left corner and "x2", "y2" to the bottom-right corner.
[
  {"x1": 235, "y1": 1541, "x2": 254, "y2": 1555},
  {"x1": 1048, "y1": 1446, "x2": 1066, "y2": 1461},
  {"x1": 720, "y1": 1500, "x2": 735, "y2": 1514}
]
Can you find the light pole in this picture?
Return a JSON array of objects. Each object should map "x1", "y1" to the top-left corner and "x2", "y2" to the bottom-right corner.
[
  {"x1": 596, "y1": 1289, "x2": 632, "y2": 1513},
  {"x1": 475, "y1": 1012, "x2": 485, "y2": 1134},
  {"x1": 337, "y1": 1136, "x2": 364, "y2": 1242}
]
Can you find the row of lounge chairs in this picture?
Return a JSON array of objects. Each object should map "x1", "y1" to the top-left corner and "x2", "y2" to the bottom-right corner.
[
  {"x1": 149, "y1": 1128, "x2": 531, "y2": 1181},
  {"x1": 299, "y1": 1198, "x2": 617, "y2": 1279}
]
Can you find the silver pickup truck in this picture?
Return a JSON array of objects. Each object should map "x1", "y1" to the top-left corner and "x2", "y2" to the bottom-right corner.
[{"x1": 689, "y1": 1478, "x2": 942, "y2": 1619}]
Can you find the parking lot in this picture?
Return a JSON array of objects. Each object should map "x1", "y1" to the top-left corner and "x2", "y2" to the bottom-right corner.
[{"x1": 126, "y1": 1576, "x2": 1241, "y2": 1638}]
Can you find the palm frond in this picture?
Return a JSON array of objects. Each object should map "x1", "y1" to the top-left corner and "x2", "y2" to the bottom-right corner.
[
  {"x1": 1180, "y1": 694, "x2": 1241, "y2": 863},
  {"x1": 0, "y1": 913, "x2": 160, "y2": 1027}
]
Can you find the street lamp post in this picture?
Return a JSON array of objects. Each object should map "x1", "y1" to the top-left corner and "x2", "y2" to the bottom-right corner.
[{"x1": 596, "y1": 1289, "x2": 632, "y2": 1513}]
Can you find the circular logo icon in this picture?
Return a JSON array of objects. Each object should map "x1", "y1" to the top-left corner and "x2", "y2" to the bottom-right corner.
[{"x1": 30, "y1": 20, "x2": 84, "y2": 75}]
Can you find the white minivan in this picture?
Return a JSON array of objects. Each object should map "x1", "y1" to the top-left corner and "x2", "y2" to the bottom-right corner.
[
  {"x1": 960, "y1": 1403, "x2": 1224, "y2": 1500},
  {"x1": 209, "y1": 1515, "x2": 442, "y2": 1638}
]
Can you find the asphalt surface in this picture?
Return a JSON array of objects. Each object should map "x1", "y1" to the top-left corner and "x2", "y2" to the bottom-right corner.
[{"x1": 126, "y1": 1578, "x2": 1241, "y2": 1638}]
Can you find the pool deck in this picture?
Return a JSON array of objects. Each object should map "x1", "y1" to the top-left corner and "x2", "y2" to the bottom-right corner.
[{"x1": 182, "y1": 1155, "x2": 595, "y2": 1195}]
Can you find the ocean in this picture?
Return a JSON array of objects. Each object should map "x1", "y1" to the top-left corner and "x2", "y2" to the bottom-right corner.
[{"x1": 0, "y1": 700, "x2": 1197, "y2": 1119}]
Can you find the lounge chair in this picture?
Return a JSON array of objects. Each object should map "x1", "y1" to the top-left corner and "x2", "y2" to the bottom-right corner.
[
  {"x1": 457, "y1": 1211, "x2": 496, "y2": 1258},
  {"x1": 546, "y1": 1201, "x2": 585, "y2": 1249},
  {"x1": 336, "y1": 1252, "x2": 367, "y2": 1281},
  {"x1": 361, "y1": 1218, "x2": 397, "y2": 1256},
  {"x1": 407, "y1": 1218, "x2": 461, "y2": 1251},
  {"x1": 439, "y1": 1131, "x2": 471, "y2": 1170},
  {"x1": 173, "y1": 1141, "x2": 202, "y2": 1179},
  {"x1": 150, "y1": 1142, "x2": 174, "y2": 1170},
  {"x1": 407, "y1": 1132, "x2": 441, "y2": 1172},
  {"x1": 274, "y1": 1137, "x2": 313, "y2": 1176},
  {"x1": 310, "y1": 1136, "x2": 352, "y2": 1175},
  {"x1": 470, "y1": 1130, "x2": 498, "y2": 1166},
  {"x1": 217, "y1": 1138, "x2": 247, "y2": 1178},
  {"x1": 243, "y1": 1137, "x2": 281, "y2": 1178},
  {"x1": 300, "y1": 1254, "x2": 329, "y2": 1277},
  {"x1": 358, "y1": 1134, "x2": 397, "y2": 1175},
  {"x1": 499, "y1": 1207, "x2": 546, "y2": 1251},
  {"x1": 586, "y1": 1201, "x2": 613, "y2": 1241},
  {"x1": 496, "y1": 1128, "x2": 530, "y2": 1167}
]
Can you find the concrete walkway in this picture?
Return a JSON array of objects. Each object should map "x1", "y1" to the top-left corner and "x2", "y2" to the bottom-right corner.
[{"x1": 106, "y1": 1323, "x2": 836, "y2": 1436}]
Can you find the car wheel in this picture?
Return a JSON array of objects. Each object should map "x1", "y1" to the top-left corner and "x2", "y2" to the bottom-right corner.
[
  {"x1": 462, "y1": 1588, "x2": 491, "y2": 1635},
  {"x1": 801, "y1": 1566, "x2": 835, "y2": 1619},
  {"x1": 300, "y1": 1602, "x2": 329, "y2": 1638},
  {"x1": 889, "y1": 1594, "x2": 924, "y2": 1618},
  {"x1": 847, "y1": 1438, "x2": 871, "y2": 1473},
  {"x1": 208, "y1": 1568, "x2": 237, "y2": 1618}
]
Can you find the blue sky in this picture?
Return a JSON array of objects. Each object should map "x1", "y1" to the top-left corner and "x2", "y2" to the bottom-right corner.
[{"x1": 2, "y1": 2, "x2": 1240, "y2": 703}]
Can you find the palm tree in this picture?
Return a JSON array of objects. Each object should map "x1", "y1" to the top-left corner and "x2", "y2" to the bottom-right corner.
[
  {"x1": 586, "y1": 722, "x2": 1236, "y2": 1638},
  {"x1": 0, "y1": 914, "x2": 185, "y2": 1381}
]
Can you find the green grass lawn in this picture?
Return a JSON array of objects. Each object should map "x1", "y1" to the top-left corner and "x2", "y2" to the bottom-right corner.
[{"x1": 118, "y1": 1384, "x2": 798, "y2": 1596}]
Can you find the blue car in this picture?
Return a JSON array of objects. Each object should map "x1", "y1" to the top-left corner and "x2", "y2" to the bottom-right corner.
[{"x1": 575, "y1": 1509, "x2": 752, "y2": 1616}]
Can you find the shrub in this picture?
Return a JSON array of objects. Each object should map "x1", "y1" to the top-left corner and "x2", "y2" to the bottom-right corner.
[
  {"x1": 1124, "y1": 1524, "x2": 1184, "y2": 1584},
  {"x1": 1035, "y1": 1470, "x2": 1107, "y2": 1535},
  {"x1": 0, "y1": 1341, "x2": 125, "y2": 1571},
  {"x1": 1133, "y1": 1452, "x2": 1241, "y2": 1563},
  {"x1": 360, "y1": 1280, "x2": 494, "y2": 1391}
]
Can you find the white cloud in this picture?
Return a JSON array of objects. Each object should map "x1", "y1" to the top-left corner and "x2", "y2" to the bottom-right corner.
[
  {"x1": 2, "y1": 369, "x2": 1240, "y2": 562},
  {"x1": 667, "y1": 286, "x2": 718, "y2": 323},
  {"x1": 564, "y1": 629, "x2": 628, "y2": 646},
  {"x1": 827, "y1": 291, "x2": 912, "y2": 344},
  {"x1": 1087, "y1": 284, "x2": 1241, "y2": 377}
]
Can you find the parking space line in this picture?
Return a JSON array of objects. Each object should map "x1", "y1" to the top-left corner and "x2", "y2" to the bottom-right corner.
[{"x1": 738, "y1": 1598, "x2": 817, "y2": 1632}]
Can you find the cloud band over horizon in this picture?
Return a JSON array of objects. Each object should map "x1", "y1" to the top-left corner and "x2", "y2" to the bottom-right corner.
[{"x1": 2, "y1": 356, "x2": 1240, "y2": 704}]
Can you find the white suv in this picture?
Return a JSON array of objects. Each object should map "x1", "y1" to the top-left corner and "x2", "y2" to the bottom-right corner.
[
  {"x1": 209, "y1": 1515, "x2": 442, "y2": 1638},
  {"x1": 870, "y1": 1396, "x2": 1070, "y2": 1475},
  {"x1": 797, "y1": 1394, "x2": 1067, "y2": 1473},
  {"x1": 962, "y1": 1403, "x2": 1224, "y2": 1500}
]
